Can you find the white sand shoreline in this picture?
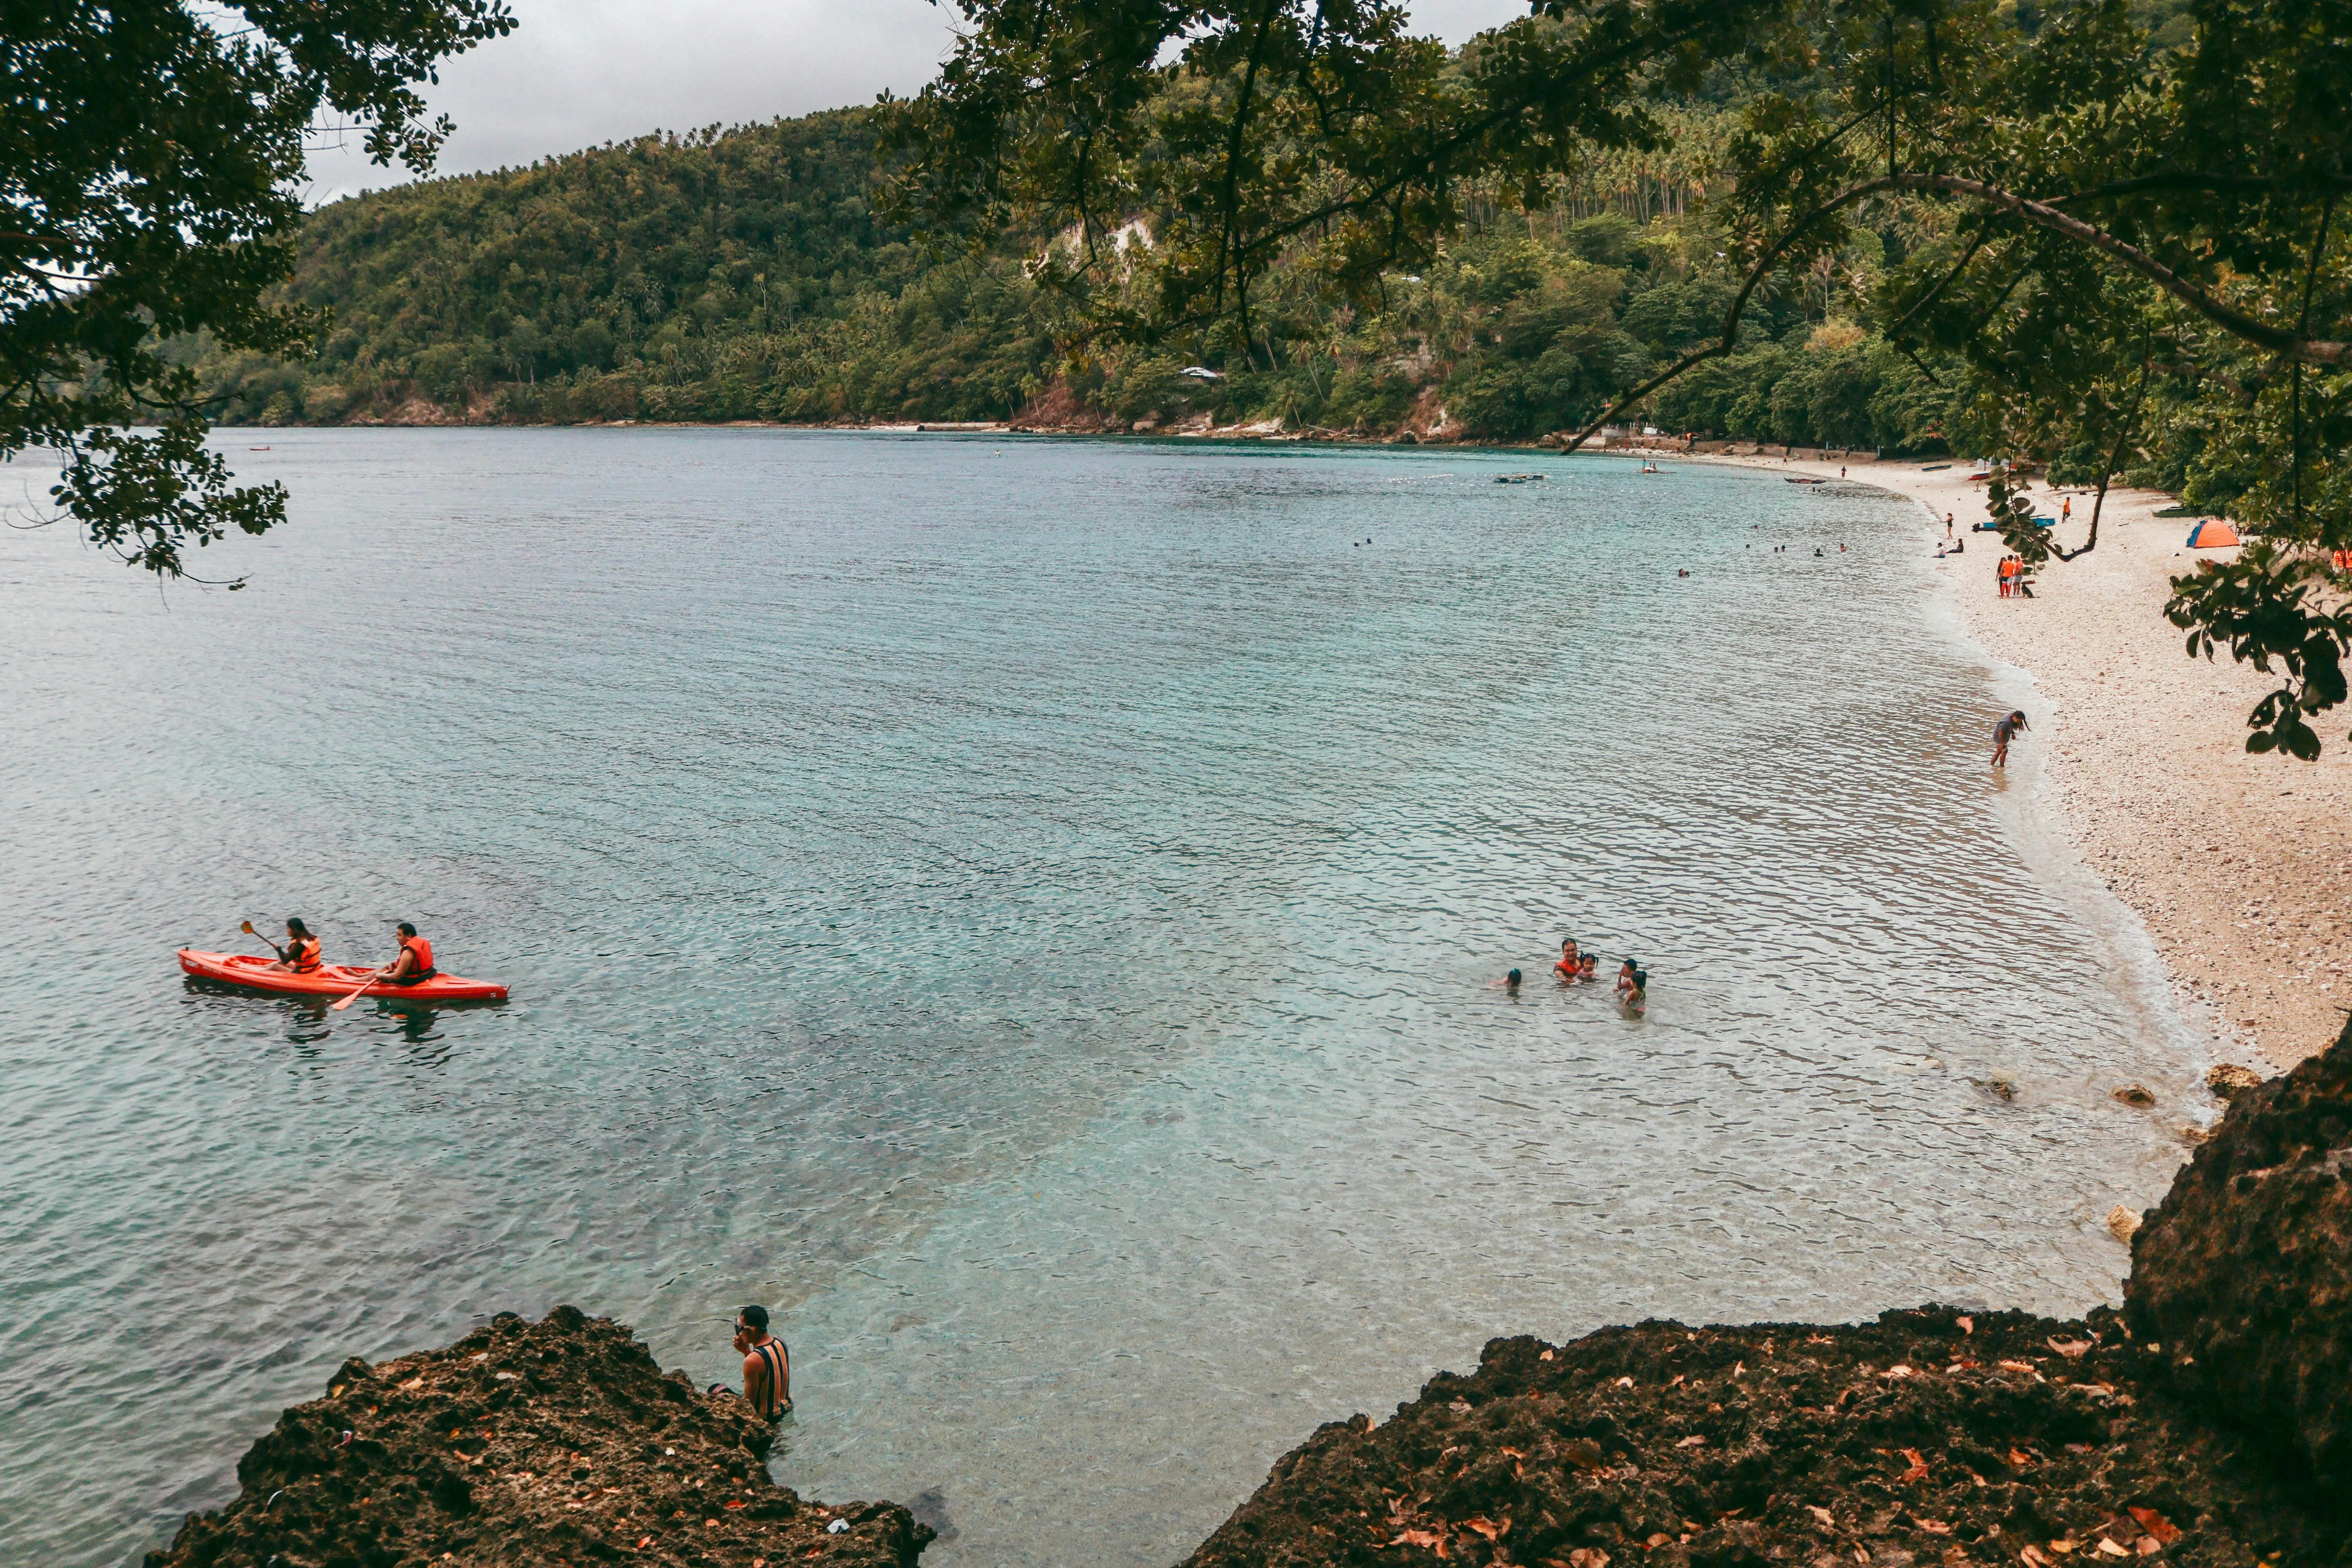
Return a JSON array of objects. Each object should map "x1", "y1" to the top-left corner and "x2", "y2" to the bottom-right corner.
[{"x1": 1700, "y1": 452, "x2": 2351, "y2": 1069}]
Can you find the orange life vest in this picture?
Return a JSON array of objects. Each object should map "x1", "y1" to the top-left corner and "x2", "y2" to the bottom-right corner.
[
  {"x1": 288, "y1": 936, "x2": 322, "y2": 973},
  {"x1": 400, "y1": 935, "x2": 434, "y2": 974}
]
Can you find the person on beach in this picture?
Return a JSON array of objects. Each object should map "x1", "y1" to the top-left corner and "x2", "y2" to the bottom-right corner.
[
  {"x1": 1993, "y1": 710, "x2": 2029, "y2": 768},
  {"x1": 371, "y1": 922, "x2": 437, "y2": 986},
  {"x1": 713, "y1": 1304, "x2": 792, "y2": 1418},
  {"x1": 1555, "y1": 938, "x2": 1581, "y2": 979},
  {"x1": 267, "y1": 917, "x2": 323, "y2": 974},
  {"x1": 1998, "y1": 555, "x2": 2016, "y2": 598},
  {"x1": 1945, "y1": 512, "x2": 1955, "y2": 540}
]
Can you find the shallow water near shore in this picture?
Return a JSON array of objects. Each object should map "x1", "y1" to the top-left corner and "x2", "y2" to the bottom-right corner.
[{"x1": 0, "y1": 430, "x2": 2197, "y2": 1567}]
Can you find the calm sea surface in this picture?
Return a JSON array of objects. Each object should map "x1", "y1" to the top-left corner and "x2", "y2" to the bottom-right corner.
[{"x1": 1, "y1": 430, "x2": 2198, "y2": 1567}]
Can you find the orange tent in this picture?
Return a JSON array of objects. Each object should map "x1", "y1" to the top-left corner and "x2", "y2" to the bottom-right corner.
[{"x1": 2186, "y1": 519, "x2": 2241, "y2": 548}]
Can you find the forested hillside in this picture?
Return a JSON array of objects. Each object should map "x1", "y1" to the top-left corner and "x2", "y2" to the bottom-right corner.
[{"x1": 191, "y1": 96, "x2": 1957, "y2": 448}]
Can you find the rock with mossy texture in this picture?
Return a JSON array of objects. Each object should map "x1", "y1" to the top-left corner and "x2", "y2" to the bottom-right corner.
[
  {"x1": 2204, "y1": 1064, "x2": 2265, "y2": 1102},
  {"x1": 144, "y1": 1304, "x2": 929, "y2": 1568},
  {"x1": 1180, "y1": 1307, "x2": 2339, "y2": 1568},
  {"x1": 1183, "y1": 1022, "x2": 2352, "y2": 1568},
  {"x1": 2129, "y1": 1016, "x2": 2352, "y2": 1489}
]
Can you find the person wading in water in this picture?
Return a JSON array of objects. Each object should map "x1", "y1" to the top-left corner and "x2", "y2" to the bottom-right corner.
[
  {"x1": 1992, "y1": 710, "x2": 2029, "y2": 768},
  {"x1": 718, "y1": 1304, "x2": 791, "y2": 1417}
]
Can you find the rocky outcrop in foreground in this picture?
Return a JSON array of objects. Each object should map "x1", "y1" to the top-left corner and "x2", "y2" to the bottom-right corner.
[
  {"x1": 147, "y1": 1305, "x2": 928, "y2": 1568},
  {"x1": 2129, "y1": 1032, "x2": 2352, "y2": 1489},
  {"x1": 1185, "y1": 1022, "x2": 2352, "y2": 1568}
]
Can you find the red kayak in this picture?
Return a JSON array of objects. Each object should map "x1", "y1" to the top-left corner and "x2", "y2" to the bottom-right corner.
[{"x1": 178, "y1": 949, "x2": 509, "y2": 1003}]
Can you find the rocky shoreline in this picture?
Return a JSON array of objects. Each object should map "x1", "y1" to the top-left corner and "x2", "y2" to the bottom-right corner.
[
  {"x1": 1183, "y1": 1023, "x2": 2351, "y2": 1568},
  {"x1": 151, "y1": 1024, "x2": 2348, "y2": 1568},
  {"x1": 146, "y1": 1307, "x2": 930, "y2": 1568}
]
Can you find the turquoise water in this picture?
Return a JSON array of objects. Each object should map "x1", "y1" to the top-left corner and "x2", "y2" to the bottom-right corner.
[{"x1": 0, "y1": 431, "x2": 2194, "y2": 1566}]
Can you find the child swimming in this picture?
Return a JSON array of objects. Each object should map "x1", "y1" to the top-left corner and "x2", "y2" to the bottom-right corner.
[{"x1": 1615, "y1": 959, "x2": 1648, "y2": 1014}]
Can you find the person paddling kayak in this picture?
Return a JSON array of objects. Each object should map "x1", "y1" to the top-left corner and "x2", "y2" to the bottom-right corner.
[
  {"x1": 265, "y1": 918, "x2": 322, "y2": 975},
  {"x1": 372, "y1": 922, "x2": 437, "y2": 987}
]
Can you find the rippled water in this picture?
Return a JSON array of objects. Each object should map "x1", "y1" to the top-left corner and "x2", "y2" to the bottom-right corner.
[{"x1": 0, "y1": 430, "x2": 2197, "y2": 1567}]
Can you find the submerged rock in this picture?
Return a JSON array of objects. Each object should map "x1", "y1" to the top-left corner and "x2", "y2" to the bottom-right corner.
[
  {"x1": 145, "y1": 1305, "x2": 929, "y2": 1568},
  {"x1": 2130, "y1": 1016, "x2": 2352, "y2": 1488}
]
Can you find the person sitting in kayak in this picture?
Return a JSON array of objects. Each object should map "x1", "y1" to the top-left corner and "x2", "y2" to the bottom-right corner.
[
  {"x1": 377, "y1": 922, "x2": 437, "y2": 986},
  {"x1": 267, "y1": 917, "x2": 323, "y2": 975}
]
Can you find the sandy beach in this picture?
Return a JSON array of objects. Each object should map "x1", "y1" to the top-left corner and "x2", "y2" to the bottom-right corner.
[{"x1": 1710, "y1": 453, "x2": 2352, "y2": 1069}]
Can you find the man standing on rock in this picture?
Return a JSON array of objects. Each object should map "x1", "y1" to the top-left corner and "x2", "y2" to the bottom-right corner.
[{"x1": 720, "y1": 1305, "x2": 791, "y2": 1418}]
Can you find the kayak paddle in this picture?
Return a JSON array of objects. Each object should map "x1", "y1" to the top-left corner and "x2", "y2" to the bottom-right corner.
[
  {"x1": 241, "y1": 919, "x2": 287, "y2": 960},
  {"x1": 329, "y1": 969, "x2": 388, "y2": 1011}
]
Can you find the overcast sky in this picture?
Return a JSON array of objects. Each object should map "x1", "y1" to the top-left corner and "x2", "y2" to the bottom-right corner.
[{"x1": 300, "y1": 0, "x2": 1534, "y2": 204}]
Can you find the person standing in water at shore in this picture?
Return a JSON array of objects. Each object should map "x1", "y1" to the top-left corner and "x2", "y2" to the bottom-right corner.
[
  {"x1": 1993, "y1": 710, "x2": 2029, "y2": 768},
  {"x1": 729, "y1": 1305, "x2": 790, "y2": 1417}
]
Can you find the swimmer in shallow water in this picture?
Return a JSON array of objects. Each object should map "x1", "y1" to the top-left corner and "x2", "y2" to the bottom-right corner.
[
  {"x1": 1505, "y1": 967, "x2": 1523, "y2": 994},
  {"x1": 1555, "y1": 938, "x2": 1580, "y2": 979},
  {"x1": 1580, "y1": 953, "x2": 1600, "y2": 983}
]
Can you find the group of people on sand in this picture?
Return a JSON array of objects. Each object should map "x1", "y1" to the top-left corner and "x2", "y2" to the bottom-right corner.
[
  {"x1": 1504, "y1": 938, "x2": 1647, "y2": 1014},
  {"x1": 1996, "y1": 554, "x2": 2035, "y2": 598},
  {"x1": 259, "y1": 917, "x2": 439, "y2": 986}
]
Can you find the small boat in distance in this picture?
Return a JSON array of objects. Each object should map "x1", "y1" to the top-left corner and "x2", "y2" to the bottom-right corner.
[
  {"x1": 178, "y1": 949, "x2": 509, "y2": 1003},
  {"x1": 1493, "y1": 472, "x2": 1547, "y2": 484},
  {"x1": 248, "y1": 445, "x2": 271, "y2": 451}
]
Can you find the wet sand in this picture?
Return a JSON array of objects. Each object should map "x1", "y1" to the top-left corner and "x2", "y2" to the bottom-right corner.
[{"x1": 1713, "y1": 453, "x2": 2352, "y2": 1069}]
